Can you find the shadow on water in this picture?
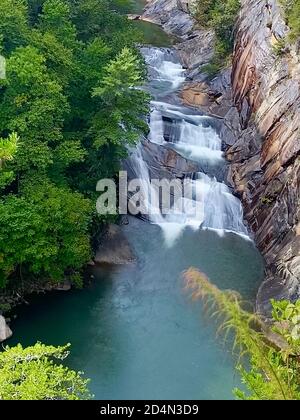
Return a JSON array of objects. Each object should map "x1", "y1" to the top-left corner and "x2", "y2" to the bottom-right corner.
[
  {"x1": 135, "y1": 20, "x2": 176, "y2": 47},
  {"x1": 118, "y1": 0, "x2": 175, "y2": 47}
]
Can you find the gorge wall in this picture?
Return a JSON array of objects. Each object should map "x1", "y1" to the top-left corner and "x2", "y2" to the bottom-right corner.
[
  {"x1": 228, "y1": 0, "x2": 300, "y2": 315},
  {"x1": 143, "y1": 0, "x2": 300, "y2": 315}
]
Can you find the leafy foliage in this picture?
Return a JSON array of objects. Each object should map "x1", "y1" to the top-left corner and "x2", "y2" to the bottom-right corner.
[
  {"x1": 91, "y1": 47, "x2": 150, "y2": 148},
  {"x1": 281, "y1": 0, "x2": 300, "y2": 41},
  {"x1": 193, "y1": 0, "x2": 240, "y2": 74},
  {"x1": 0, "y1": 180, "x2": 92, "y2": 288},
  {"x1": 0, "y1": 0, "x2": 29, "y2": 53},
  {"x1": 0, "y1": 132, "x2": 18, "y2": 189},
  {"x1": 272, "y1": 37, "x2": 288, "y2": 57},
  {"x1": 0, "y1": 342, "x2": 92, "y2": 400},
  {"x1": 0, "y1": 0, "x2": 148, "y2": 290},
  {"x1": 185, "y1": 268, "x2": 300, "y2": 400},
  {"x1": 0, "y1": 132, "x2": 18, "y2": 166}
]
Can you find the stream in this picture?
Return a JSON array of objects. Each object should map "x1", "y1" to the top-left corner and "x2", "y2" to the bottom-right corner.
[{"x1": 7, "y1": 4, "x2": 265, "y2": 400}]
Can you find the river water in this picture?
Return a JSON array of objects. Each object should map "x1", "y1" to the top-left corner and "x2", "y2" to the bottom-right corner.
[
  {"x1": 121, "y1": 0, "x2": 174, "y2": 47},
  {"x1": 7, "y1": 4, "x2": 265, "y2": 400}
]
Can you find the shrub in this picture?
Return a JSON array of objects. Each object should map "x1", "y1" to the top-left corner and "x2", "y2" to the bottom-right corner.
[
  {"x1": 185, "y1": 268, "x2": 300, "y2": 400},
  {"x1": 0, "y1": 342, "x2": 92, "y2": 400},
  {"x1": 193, "y1": 0, "x2": 240, "y2": 72},
  {"x1": 281, "y1": 0, "x2": 300, "y2": 41}
]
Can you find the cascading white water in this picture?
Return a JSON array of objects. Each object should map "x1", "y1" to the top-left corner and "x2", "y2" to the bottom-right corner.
[
  {"x1": 149, "y1": 101, "x2": 223, "y2": 161},
  {"x1": 129, "y1": 47, "x2": 249, "y2": 245},
  {"x1": 142, "y1": 48, "x2": 185, "y2": 91},
  {"x1": 193, "y1": 173, "x2": 248, "y2": 234},
  {"x1": 126, "y1": 143, "x2": 164, "y2": 224}
]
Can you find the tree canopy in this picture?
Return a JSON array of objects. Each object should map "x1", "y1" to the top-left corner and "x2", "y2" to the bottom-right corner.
[
  {"x1": 0, "y1": 0, "x2": 149, "y2": 291},
  {"x1": 0, "y1": 342, "x2": 92, "y2": 400}
]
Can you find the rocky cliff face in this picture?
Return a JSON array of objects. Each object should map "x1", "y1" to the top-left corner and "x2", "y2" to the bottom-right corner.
[
  {"x1": 228, "y1": 0, "x2": 300, "y2": 315},
  {"x1": 143, "y1": 0, "x2": 214, "y2": 73},
  {"x1": 143, "y1": 0, "x2": 299, "y2": 316}
]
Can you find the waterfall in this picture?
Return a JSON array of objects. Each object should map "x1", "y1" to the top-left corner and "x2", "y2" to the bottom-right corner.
[
  {"x1": 142, "y1": 47, "x2": 185, "y2": 92},
  {"x1": 193, "y1": 173, "x2": 247, "y2": 234},
  {"x1": 149, "y1": 101, "x2": 224, "y2": 161},
  {"x1": 126, "y1": 143, "x2": 164, "y2": 224},
  {"x1": 128, "y1": 47, "x2": 249, "y2": 245}
]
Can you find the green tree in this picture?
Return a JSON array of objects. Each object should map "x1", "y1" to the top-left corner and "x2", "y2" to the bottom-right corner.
[
  {"x1": 67, "y1": 37, "x2": 112, "y2": 124},
  {"x1": 0, "y1": 179, "x2": 92, "y2": 288},
  {"x1": 29, "y1": 30, "x2": 75, "y2": 86},
  {"x1": 194, "y1": 0, "x2": 217, "y2": 27},
  {"x1": 0, "y1": 132, "x2": 18, "y2": 168},
  {"x1": 0, "y1": 0, "x2": 29, "y2": 53},
  {"x1": 91, "y1": 47, "x2": 149, "y2": 148},
  {"x1": 38, "y1": 0, "x2": 77, "y2": 48},
  {"x1": 0, "y1": 132, "x2": 18, "y2": 189},
  {"x1": 0, "y1": 342, "x2": 92, "y2": 400},
  {"x1": 67, "y1": 46, "x2": 149, "y2": 194},
  {"x1": 185, "y1": 268, "x2": 300, "y2": 400},
  {"x1": 70, "y1": 0, "x2": 142, "y2": 48},
  {"x1": 0, "y1": 0, "x2": 148, "y2": 292},
  {"x1": 193, "y1": 0, "x2": 240, "y2": 75},
  {"x1": 0, "y1": 46, "x2": 70, "y2": 173}
]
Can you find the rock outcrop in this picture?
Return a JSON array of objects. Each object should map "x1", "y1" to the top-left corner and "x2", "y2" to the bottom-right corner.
[
  {"x1": 141, "y1": 139, "x2": 200, "y2": 179},
  {"x1": 0, "y1": 315, "x2": 12, "y2": 342},
  {"x1": 94, "y1": 224, "x2": 136, "y2": 265},
  {"x1": 228, "y1": 0, "x2": 300, "y2": 315},
  {"x1": 143, "y1": 0, "x2": 194, "y2": 36},
  {"x1": 143, "y1": 0, "x2": 214, "y2": 73}
]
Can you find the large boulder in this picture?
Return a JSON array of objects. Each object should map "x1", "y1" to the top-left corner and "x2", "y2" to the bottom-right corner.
[
  {"x1": 142, "y1": 0, "x2": 194, "y2": 37},
  {"x1": 124, "y1": 139, "x2": 201, "y2": 181},
  {"x1": 94, "y1": 224, "x2": 135, "y2": 265},
  {"x1": 176, "y1": 30, "x2": 214, "y2": 71},
  {"x1": 0, "y1": 315, "x2": 12, "y2": 343},
  {"x1": 142, "y1": 139, "x2": 200, "y2": 179}
]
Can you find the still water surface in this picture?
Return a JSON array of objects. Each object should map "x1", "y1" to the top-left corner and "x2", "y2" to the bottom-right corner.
[{"x1": 9, "y1": 218, "x2": 264, "y2": 399}]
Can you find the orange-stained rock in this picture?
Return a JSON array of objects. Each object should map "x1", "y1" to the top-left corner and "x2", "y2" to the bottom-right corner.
[{"x1": 180, "y1": 83, "x2": 212, "y2": 107}]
